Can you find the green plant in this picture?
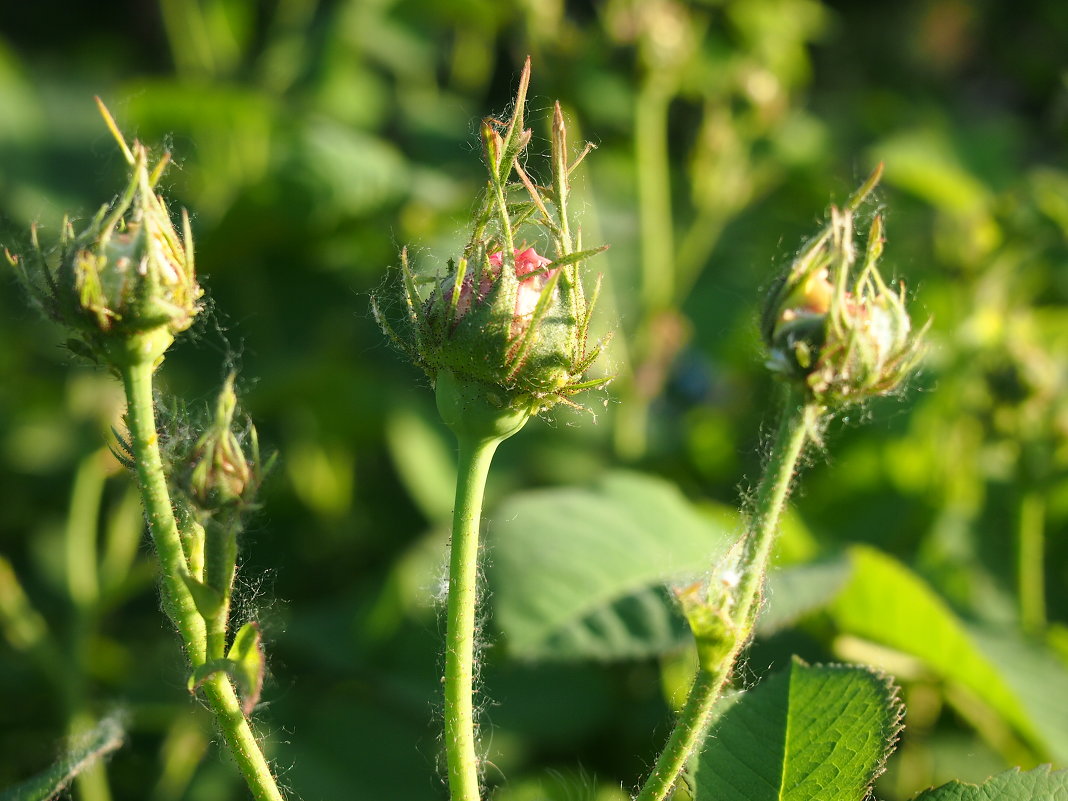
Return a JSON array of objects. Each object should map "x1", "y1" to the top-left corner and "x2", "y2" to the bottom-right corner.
[{"x1": 2, "y1": 45, "x2": 1066, "y2": 801}]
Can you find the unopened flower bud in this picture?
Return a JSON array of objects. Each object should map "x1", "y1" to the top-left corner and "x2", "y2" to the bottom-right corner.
[
  {"x1": 762, "y1": 166, "x2": 926, "y2": 408},
  {"x1": 10, "y1": 100, "x2": 201, "y2": 368},
  {"x1": 373, "y1": 60, "x2": 611, "y2": 435},
  {"x1": 421, "y1": 243, "x2": 580, "y2": 398},
  {"x1": 187, "y1": 375, "x2": 265, "y2": 514}
]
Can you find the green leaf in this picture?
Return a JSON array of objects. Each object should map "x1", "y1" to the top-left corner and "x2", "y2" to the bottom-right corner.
[
  {"x1": 488, "y1": 471, "x2": 735, "y2": 661},
  {"x1": 692, "y1": 658, "x2": 902, "y2": 801},
  {"x1": 912, "y1": 765, "x2": 1068, "y2": 800},
  {"x1": 757, "y1": 555, "x2": 853, "y2": 636},
  {"x1": 829, "y1": 546, "x2": 1068, "y2": 763},
  {"x1": 0, "y1": 715, "x2": 124, "y2": 801}
]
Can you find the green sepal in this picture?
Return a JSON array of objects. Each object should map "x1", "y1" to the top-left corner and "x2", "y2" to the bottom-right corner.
[
  {"x1": 181, "y1": 572, "x2": 224, "y2": 620},
  {"x1": 227, "y1": 622, "x2": 265, "y2": 715},
  {"x1": 187, "y1": 622, "x2": 264, "y2": 716},
  {"x1": 435, "y1": 368, "x2": 533, "y2": 444},
  {"x1": 676, "y1": 582, "x2": 741, "y2": 674}
]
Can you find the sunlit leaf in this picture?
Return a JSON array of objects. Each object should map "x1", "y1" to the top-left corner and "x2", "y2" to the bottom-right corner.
[
  {"x1": 830, "y1": 546, "x2": 1068, "y2": 762},
  {"x1": 692, "y1": 659, "x2": 902, "y2": 801},
  {"x1": 912, "y1": 765, "x2": 1068, "y2": 800}
]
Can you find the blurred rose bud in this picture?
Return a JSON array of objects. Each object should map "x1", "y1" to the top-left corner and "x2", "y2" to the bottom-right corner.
[{"x1": 762, "y1": 166, "x2": 926, "y2": 408}]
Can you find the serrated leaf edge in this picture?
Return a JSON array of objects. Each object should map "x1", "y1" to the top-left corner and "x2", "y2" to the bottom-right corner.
[
  {"x1": 791, "y1": 657, "x2": 906, "y2": 797},
  {"x1": 911, "y1": 764, "x2": 1068, "y2": 799}
]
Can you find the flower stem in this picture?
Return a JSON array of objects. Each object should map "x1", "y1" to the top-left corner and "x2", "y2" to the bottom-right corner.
[
  {"x1": 204, "y1": 516, "x2": 239, "y2": 660},
  {"x1": 634, "y1": 667, "x2": 732, "y2": 801},
  {"x1": 732, "y1": 394, "x2": 816, "y2": 628},
  {"x1": 635, "y1": 391, "x2": 816, "y2": 801},
  {"x1": 120, "y1": 358, "x2": 207, "y2": 666},
  {"x1": 444, "y1": 435, "x2": 502, "y2": 801},
  {"x1": 120, "y1": 351, "x2": 286, "y2": 801},
  {"x1": 202, "y1": 673, "x2": 286, "y2": 801}
]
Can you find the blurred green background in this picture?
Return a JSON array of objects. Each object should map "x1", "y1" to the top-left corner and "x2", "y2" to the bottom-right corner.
[{"x1": 1, "y1": 0, "x2": 1067, "y2": 799}]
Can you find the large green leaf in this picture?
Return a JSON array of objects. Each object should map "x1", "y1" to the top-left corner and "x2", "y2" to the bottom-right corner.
[
  {"x1": 487, "y1": 471, "x2": 735, "y2": 661},
  {"x1": 692, "y1": 658, "x2": 902, "y2": 801},
  {"x1": 829, "y1": 546, "x2": 1068, "y2": 763},
  {"x1": 912, "y1": 765, "x2": 1068, "y2": 800},
  {"x1": 757, "y1": 555, "x2": 852, "y2": 636}
]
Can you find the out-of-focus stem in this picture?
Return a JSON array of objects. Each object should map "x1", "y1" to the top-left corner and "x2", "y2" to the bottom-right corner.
[
  {"x1": 636, "y1": 76, "x2": 675, "y2": 314},
  {"x1": 616, "y1": 75, "x2": 676, "y2": 462},
  {"x1": 1018, "y1": 489, "x2": 1046, "y2": 633}
]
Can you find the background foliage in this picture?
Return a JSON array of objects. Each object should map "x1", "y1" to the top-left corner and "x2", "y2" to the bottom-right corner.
[{"x1": 1, "y1": 1, "x2": 1067, "y2": 799}]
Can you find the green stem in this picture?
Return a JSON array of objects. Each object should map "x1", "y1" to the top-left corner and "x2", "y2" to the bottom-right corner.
[
  {"x1": 444, "y1": 435, "x2": 502, "y2": 801},
  {"x1": 204, "y1": 517, "x2": 239, "y2": 660},
  {"x1": 635, "y1": 392, "x2": 815, "y2": 801},
  {"x1": 1018, "y1": 489, "x2": 1046, "y2": 633},
  {"x1": 732, "y1": 395, "x2": 815, "y2": 627},
  {"x1": 616, "y1": 76, "x2": 675, "y2": 463},
  {"x1": 202, "y1": 673, "x2": 285, "y2": 801},
  {"x1": 120, "y1": 352, "x2": 286, "y2": 801},
  {"x1": 635, "y1": 76, "x2": 675, "y2": 315},
  {"x1": 120, "y1": 359, "x2": 207, "y2": 666},
  {"x1": 634, "y1": 667, "x2": 732, "y2": 801}
]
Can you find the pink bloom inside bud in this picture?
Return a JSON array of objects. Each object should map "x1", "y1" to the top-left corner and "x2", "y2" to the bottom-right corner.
[
  {"x1": 450, "y1": 246, "x2": 557, "y2": 337},
  {"x1": 451, "y1": 267, "x2": 495, "y2": 319},
  {"x1": 491, "y1": 247, "x2": 556, "y2": 336}
]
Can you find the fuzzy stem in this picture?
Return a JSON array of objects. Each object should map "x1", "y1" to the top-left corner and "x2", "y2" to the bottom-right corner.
[
  {"x1": 120, "y1": 359, "x2": 207, "y2": 666},
  {"x1": 202, "y1": 673, "x2": 286, "y2": 801},
  {"x1": 204, "y1": 516, "x2": 239, "y2": 660},
  {"x1": 444, "y1": 435, "x2": 502, "y2": 801},
  {"x1": 634, "y1": 392, "x2": 815, "y2": 801},
  {"x1": 120, "y1": 351, "x2": 286, "y2": 801},
  {"x1": 732, "y1": 395, "x2": 815, "y2": 628},
  {"x1": 634, "y1": 667, "x2": 732, "y2": 801}
]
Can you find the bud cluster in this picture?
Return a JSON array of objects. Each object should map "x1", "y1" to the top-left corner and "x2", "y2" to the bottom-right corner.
[
  {"x1": 762, "y1": 165, "x2": 926, "y2": 409},
  {"x1": 7, "y1": 100, "x2": 201, "y2": 368},
  {"x1": 374, "y1": 59, "x2": 611, "y2": 427}
]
